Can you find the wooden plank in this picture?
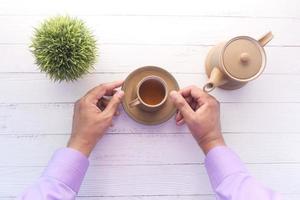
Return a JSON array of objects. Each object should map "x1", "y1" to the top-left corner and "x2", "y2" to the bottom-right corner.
[
  {"x1": 2, "y1": 164, "x2": 300, "y2": 197},
  {"x1": 1, "y1": 133, "x2": 299, "y2": 166},
  {"x1": 3, "y1": 197, "x2": 214, "y2": 200},
  {"x1": 0, "y1": 16, "x2": 298, "y2": 46},
  {"x1": 76, "y1": 197, "x2": 215, "y2": 200},
  {"x1": 76, "y1": 195, "x2": 300, "y2": 200},
  {"x1": 0, "y1": 1, "x2": 298, "y2": 200},
  {"x1": 1, "y1": 73, "x2": 300, "y2": 103},
  {"x1": 0, "y1": 44, "x2": 299, "y2": 74},
  {"x1": 5, "y1": 194, "x2": 300, "y2": 200},
  {"x1": 77, "y1": 195, "x2": 298, "y2": 200},
  {"x1": 0, "y1": 0, "x2": 299, "y2": 18},
  {"x1": 1, "y1": 102, "x2": 300, "y2": 134}
]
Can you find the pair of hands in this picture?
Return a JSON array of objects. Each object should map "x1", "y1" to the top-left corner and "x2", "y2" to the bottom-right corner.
[{"x1": 67, "y1": 81, "x2": 225, "y2": 157}]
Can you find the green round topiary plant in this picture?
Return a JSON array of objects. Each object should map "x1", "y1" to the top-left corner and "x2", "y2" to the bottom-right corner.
[{"x1": 31, "y1": 16, "x2": 97, "y2": 82}]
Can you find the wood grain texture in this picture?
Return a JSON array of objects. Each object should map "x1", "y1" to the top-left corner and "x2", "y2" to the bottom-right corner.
[
  {"x1": 77, "y1": 195, "x2": 300, "y2": 200},
  {"x1": 1, "y1": 133, "x2": 299, "y2": 167},
  {"x1": 0, "y1": 16, "x2": 299, "y2": 46},
  {"x1": 0, "y1": 44, "x2": 299, "y2": 74},
  {"x1": 2, "y1": 164, "x2": 300, "y2": 197},
  {"x1": 1, "y1": 103, "x2": 300, "y2": 134},
  {"x1": 3, "y1": 195, "x2": 300, "y2": 200},
  {"x1": 1, "y1": 74, "x2": 300, "y2": 103},
  {"x1": 1, "y1": 0, "x2": 299, "y2": 18},
  {"x1": 1, "y1": 0, "x2": 300, "y2": 199}
]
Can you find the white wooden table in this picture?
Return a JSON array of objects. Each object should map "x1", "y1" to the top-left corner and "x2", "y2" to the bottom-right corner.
[{"x1": 1, "y1": 0, "x2": 300, "y2": 199}]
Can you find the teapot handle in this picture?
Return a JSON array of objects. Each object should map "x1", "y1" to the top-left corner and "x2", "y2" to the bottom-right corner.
[{"x1": 258, "y1": 31, "x2": 273, "y2": 47}]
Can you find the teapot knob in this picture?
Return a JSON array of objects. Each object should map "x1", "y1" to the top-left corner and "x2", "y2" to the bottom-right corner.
[{"x1": 240, "y1": 52, "x2": 249, "y2": 64}]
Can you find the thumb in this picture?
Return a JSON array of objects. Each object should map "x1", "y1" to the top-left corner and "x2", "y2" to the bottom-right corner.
[
  {"x1": 169, "y1": 90, "x2": 194, "y2": 121},
  {"x1": 103, "y1": 90, "x2": 124, "y2": 117}
]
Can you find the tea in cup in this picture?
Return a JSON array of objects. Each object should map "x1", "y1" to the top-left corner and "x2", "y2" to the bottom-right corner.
[{"x1": 129, "y1": 75, "x2": 168, "y2": 112}]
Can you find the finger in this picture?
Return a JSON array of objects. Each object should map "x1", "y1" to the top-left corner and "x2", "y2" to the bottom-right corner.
[
  {"x1": 105, "y1": 89, "x2": 119, "y2": 97},
  {"x1": 102, "y1": 90, "x2": 125, "y2": 117},
  {"x1": 115, "y1": 110, "x2": 120, "y2": 116},
  {"x1": 176, "y1": 111, "x2": 184, "y2": 122},
  {"x1": 169, "y1": 90, "x2": 194, "y2": 121},
  {"x1": 98, "y1": 100, "x2": 122, "y2": 116},
  {"x1": 97, "y1": 88, "x2": 120, "y2": 109},
  {"x1": 176, "y1": 111, "x2": 182, "y2": 120},
  {"x1": 180, "y1": 85, "x2": 211, "y2": 105},
  {"x1": 178, "y1": 86, "x2": 196, "y2": 97},
  {"x1": 97, "y1": 97, "x2": 109, "y2": 111},
  {"x1": 176, "y1": 118, "x2": 185, "y2": 126},
  {"x1": 85, "y1": 80, "x2": 124, "y2": 102},
  {"x1": 190, "y1": 99, "x2": 198, "y2": 111},
  {"x1": 184, "y1": 96, "x2": 193, "y2": 105},
  {"x1": 180, "y1": 85, "x2": 207, "y2": 99}
]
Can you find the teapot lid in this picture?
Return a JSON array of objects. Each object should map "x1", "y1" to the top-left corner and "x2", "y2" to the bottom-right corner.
[{"x1": 222, "y1": 36, "x2": 266, "y2": 81}]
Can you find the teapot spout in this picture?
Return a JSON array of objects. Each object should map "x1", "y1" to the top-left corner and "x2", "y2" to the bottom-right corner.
[
  {"x1": 258, "y1": 31, "x2": 273, "y2": 47},
  {"x1": 203, "y1": 67, "x2": 227, "y2": 92}
]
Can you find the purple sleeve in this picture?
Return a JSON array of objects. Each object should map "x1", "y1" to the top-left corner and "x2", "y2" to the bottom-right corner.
[
  {"x1": 205, "y1": 146, "x2": 281, "y2": 200},
  {"x1": 17, "y1": 148, "x2": 89, "y2": 200}
]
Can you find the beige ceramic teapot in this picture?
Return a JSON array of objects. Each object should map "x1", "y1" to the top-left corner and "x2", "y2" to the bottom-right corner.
[{"x1": 203, "y1": 32, "x2": 273, "y2": 92}]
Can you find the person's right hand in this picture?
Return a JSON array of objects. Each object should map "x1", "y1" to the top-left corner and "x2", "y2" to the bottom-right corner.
[{"x1": 169, "y1": 86, "x2": 225, "y2": 154}]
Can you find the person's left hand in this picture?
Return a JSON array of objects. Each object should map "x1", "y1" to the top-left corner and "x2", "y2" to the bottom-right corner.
[{"x1": 67, "y1": 80, "x2": 124, "y2": 157}]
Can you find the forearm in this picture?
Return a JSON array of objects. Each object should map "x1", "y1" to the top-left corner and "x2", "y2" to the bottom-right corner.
[
  {"x1": 205, "y1": 146, "x2": 281, "y2": 200},
  {"x1": 17, "y1": 148, "x2": 89, "y2": 200}
]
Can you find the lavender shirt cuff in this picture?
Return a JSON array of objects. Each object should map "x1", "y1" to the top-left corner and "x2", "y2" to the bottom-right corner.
[
  {"x1": 204, "y1": 146, "x2": 248, "y2": 189},
  {"x1": 42, "y1": 148, "x2": 89, "y2": 193}
]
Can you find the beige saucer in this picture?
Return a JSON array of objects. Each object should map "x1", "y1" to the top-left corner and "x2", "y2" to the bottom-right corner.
[{"x1": 122, "y1": 66, "x2": 179, "y2": 125}]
